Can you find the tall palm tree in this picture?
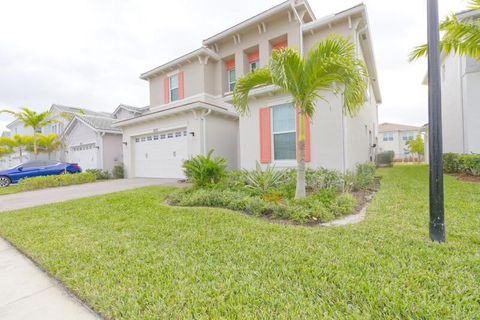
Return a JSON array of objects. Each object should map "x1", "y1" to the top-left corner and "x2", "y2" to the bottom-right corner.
[
  {"x1": 36, "y1": 134, "x2": 62, "y2": 160},
  {"x1": 0, "y1": 108, "x2": 60, "y2": 157},
  {"x1": 409, "y1": 0, "x2": 480, "y2": 61},
  {"x1": 233, "y1": 35, "x2": 368, "y2": 198}
]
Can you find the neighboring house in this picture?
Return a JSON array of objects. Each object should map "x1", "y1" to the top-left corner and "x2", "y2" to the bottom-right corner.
[
  {"x1": 425, "y1": 9, "x2": 480, "y2": 154},
  {"x1": 1, "y1": 119, "x2": 38, "y2": 169},
  {"x1": 114, "y1": 1, "x2": 381, "y2": 179},
  {"x1": 62, "y1": 114, "x2": 123, "y2": 171},
  {"x1": 378, "y1": 123, "x2": 422, "y2": 160}
]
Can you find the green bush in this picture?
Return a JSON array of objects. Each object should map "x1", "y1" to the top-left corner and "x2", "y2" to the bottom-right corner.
[
  {"x1": 353, "y1": 163, "x2": 376, "y2": 191},
  {"x1": 183, "y1": 150, "x2": 227, "y2": 187},
  {"x1": 18, "y1": 172, "x2": 97, "y2": 191},
  {"x1": 243, "y1": 162, "x2": 286, "y2": 195},
  {"x1": 459, "y1": 155, "x2": 480, "y2": 176},
  {"x1": 443, "y1": 153, "x2": 461, "y2": 173},
  {"x1": 86, "y1": 169, "x2": 110, "y2": 180},
  {"x1": 376, "y1": 151, "x2": 394, "y2": 167},
  {"x1": 306, "y1": 168, "x2": 343, "y2": 193},
  {"x1": 112, "y1": 164, "x2": 124, "y2": 179},
  {"x1": 332, "y1": 193, "x2": 357, "y2": 217}
]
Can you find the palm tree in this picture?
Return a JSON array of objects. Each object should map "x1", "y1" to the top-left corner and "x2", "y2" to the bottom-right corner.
[
  {"x1": 36, "y1": 134, "x2": 62, "y2": 160},
  {"x1": 0, "y1": 108, "x2": 60, "y2": 158},
  {"x1": 11, "y1": 135, "x2": 34, "y2": 163},
  {"x1": 233, "y1": 35, "x2": 368, "y2": 198},
  {"x1": 409, "y1": 0, "x2": 480, "y2": 61},
  {"x1": 0, "y1": 137, "x2": 15, "y2": 158}
]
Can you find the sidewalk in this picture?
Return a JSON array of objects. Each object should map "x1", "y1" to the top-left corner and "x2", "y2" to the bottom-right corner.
[{"x1": 0, "y1": 238, "x2": 101, "y2": 320}]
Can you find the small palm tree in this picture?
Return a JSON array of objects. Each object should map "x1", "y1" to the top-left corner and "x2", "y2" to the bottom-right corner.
[
  {"x1": 0, "y1": 108, "x2": 60, "y2": 157},
  {"x1": 6, "y1": 135, "x2": 34, "y2": 163},
  {"x1": 410, "y1": 0, "x2": 480, "y2": 61},
  {"x1": 0, "y1": 137, "x2": 15, "y2": 158},
  {"x1": 233, "y1": 35, "x2": 368, "y2": 198},
  {"x1": 36, "y1": 134, "x2": 62, "y2": 160}
]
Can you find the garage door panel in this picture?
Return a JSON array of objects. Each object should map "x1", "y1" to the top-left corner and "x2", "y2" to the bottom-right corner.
[
  {"x1": 133, "y1": 130, "x2": 187, "y2": 179},
  {"x1": 69, "y1": 143, "x2": 97, "y2": 170}
]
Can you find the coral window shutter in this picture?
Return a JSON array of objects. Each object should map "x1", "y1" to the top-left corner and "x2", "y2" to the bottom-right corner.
[
  {"x1": 259, "y1": 107, "x2": 272, "y2": 164},
  {"x1": 226, "y1": 59, "x2": 235, "y2": 70},
  {"x1": 178, "y1": 71, "x2": 185, "y2": 100},
  {"x1": 164, "y1": 77, "x2": 170, "y2": 104},
  {"x1": 296, "y1": 110, "x2": 311, "y2": 162},
  {"x1": 248, "y1": 51, "x2": 259, "y2": 63}
]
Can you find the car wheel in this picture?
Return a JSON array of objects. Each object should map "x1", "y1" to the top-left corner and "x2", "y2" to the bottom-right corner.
[{"x1": 0, "y1": 176, "x2": 11, "y2": 188}]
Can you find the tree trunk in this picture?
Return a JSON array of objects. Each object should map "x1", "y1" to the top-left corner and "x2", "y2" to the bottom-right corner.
[{"x1": 295, "y1": 112, "x2": 306, "y2": 199}]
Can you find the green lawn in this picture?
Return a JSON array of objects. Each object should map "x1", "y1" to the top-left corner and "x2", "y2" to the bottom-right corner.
[
  {"x1": 0, "y1": 166, "x2": 478, "y2": 319},
  {"x1": 0, "y1": 185, "x2": 23, "y2": 196}
]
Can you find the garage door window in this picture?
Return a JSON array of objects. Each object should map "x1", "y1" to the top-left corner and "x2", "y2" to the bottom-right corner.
[{"x1": 147, "y1": 136, "x2": 152, "y2": 141}]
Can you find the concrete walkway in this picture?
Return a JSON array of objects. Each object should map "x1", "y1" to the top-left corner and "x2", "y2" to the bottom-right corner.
[
  {"x1": 0, "y1": 178, "x2": 180, "y2": 212},
  {"x1": 0, "y1": 238, "x2": 101, "y2": 319}
]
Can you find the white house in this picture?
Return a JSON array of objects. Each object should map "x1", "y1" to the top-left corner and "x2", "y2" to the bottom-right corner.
[
  {"x1": 114, "y1": 1, "x2": 381, "y2": 179},
  {"x1": 377, "y1": 123, "x2": 422, "y2": 160},
  {"x1": 426, "y1": 9, "x2": 480, "y2": 155}
]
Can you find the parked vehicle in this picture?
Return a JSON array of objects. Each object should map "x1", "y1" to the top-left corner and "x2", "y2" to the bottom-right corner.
[{"x1": 0, "y1": 160, "x2": 82, "y2": 187}]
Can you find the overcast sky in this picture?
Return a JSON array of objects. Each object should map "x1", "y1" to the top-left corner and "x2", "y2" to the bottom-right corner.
[{"x1": 0, "y1": 0, "x2": 467, "y2": 131}]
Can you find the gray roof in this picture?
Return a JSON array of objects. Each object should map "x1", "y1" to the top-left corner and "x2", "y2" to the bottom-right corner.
[
  {"x1": 76, "y1": 115, "x2": 121, "y2": 133},
  {"x1": 116, "y1": 104, "x2": 149, "y2": 114},
  {"x1": 379, "y1": 123, "x2": 421, "y2": 133},
  {"x1": 52, "y1": 104, "x2": 112, "y2": 118}
]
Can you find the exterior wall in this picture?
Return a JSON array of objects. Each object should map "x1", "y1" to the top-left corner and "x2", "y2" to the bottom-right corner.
[
  {"x1": 463, "y1": 58, "x2": 480, "y2": 153},
  {"x1": 378, "y1": 130, "x2": 421, "y2": 160},
  {"x1": 102, "y1": 133, "x2": 123, "y2": 172},
  {"x1": 205, "y1": 115, "x2": 238, "y2": 170}
]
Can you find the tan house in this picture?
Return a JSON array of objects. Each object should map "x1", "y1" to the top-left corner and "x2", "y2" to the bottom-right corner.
[
  {"x1": 113, "y1": 1, "x2": 382, "y2": 178},
  {"x1": 378, "y1": 123, "x2": 422, "y2": 160}
]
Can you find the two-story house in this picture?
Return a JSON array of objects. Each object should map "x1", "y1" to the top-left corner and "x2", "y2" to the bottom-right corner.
[
  {"x1": 378, "y1": 123, "x2": 422, "y2": 161},
  {"x1": 436, "y1": 9, "x2": 480, "y2": 154},
  {"x1": 113, "y1": 1, "x2": 382, "y2": 179}
]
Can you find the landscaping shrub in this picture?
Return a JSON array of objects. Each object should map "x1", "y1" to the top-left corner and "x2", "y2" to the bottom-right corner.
[
  {"x1": 183, "y1": 150, "x2": 227, "y2": 187},
  {"x1": 306, "y1": 168, "x2": 343, "y2": 193},
  {"x1": 376, "y1": 151, "x2": 394, "y2": 167},
  {"x1": 332, "y1": 193, "x2": 357, "y2": 217},
  {"x1": 353, "y1": 162, "x2": 377, "y2": 191},
  {"x1": 243, "y1": 162, "x2": 286, "y2": 194},
  {"x1": 112, "y1": 164, "x2": 125, "y2": 179},
  {"x1": 86, "y1": 169, "x2": 110, "y2": 180},
  {"x1": 443, "y1": 153, "x2": 480, "y2": 176},
  {"x1": 18, "y1": 172, "x2": 96, "y2": 191}
]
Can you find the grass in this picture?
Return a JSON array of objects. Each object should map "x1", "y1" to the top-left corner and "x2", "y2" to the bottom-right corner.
[
  {"x1": 0, "y1": 165, "x2": 478, "y2": 319},
  {"x1": 0, "y1": 184, "x2": 23, "y2": 196}
]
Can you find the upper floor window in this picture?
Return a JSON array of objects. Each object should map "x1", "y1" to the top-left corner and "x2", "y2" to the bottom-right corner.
[
  {"x1": 272, "y1": 103, "x2": 296, "y2": 160},
  {"x1": 226, "y1": 59, "x2": 236, "y2": 92},
  {"x1": 169, "y1": 74, "x2": 179, "y2": 102},
  {"x1": 402, "y1": 132, "x2": 415, "y2": 141},
  {"x1": 248, "y1": 51, "x2": 259, "y2": 72},
  {"x1": 272, "y1": 39, "x2": 288, "y2": 52},
  {"x1": 383, "y1": 132, "x2": 394, "y2": 141}
]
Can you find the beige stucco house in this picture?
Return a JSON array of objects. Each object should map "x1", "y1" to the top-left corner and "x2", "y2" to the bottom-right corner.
[
  {"x1": 377, "y1": 123, "x2": 422, "y2": 161},
  {"x1": 114, "y1": 1, "x2": 382, "y2": 179}
]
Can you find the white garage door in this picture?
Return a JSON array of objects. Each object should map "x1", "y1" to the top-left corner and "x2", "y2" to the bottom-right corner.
[
  {"x1": 69, "y1": 143, "x2": 98, "y2": 170},
  {"x1": 133, "y1": 129, "x2": 188, "y2": 179}
]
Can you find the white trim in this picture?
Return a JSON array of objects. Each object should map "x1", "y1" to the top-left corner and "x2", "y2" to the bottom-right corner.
[{"x1": 132, "y1": 124, "x2": 188, "y2": 139}]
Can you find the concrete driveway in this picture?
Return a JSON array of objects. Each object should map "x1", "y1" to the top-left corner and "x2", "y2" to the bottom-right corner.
[{"x1": 0, "y1": 178, "x2": 181, "y2": 213}]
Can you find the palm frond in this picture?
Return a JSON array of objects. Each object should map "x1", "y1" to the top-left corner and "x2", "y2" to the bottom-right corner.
[{"x1": 232, "y1": 68, "x2": 273, "y2": 115}]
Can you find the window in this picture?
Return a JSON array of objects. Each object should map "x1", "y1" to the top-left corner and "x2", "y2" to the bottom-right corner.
[
  {"x1": 135, "y1": 138, "x2": 140, "y2": 143},
  {"x1": 228, "y1": 69, "x2": 236, "y2": 92},
  {"x1": 175, "y1": 131, "x2": 182, "y2": 137},
  {"x1": 250, "y1": 61, "x2": 259, "y2": 72},
  {"x1": 383, "y1": 132, "x2": 394, "y2": 141},
  {"x1": 402, "y1": 132, "x2": 415, "y2": 141},
  {"x1": 147, "y1": 136, "x2": 152, "y2": 141},
  {"x1": 141, "y1": 137, "x2": 146, "y2": 142},
  {"x1": 167, "y1": 133, "x2": 173, "y2": 138},
  {"x1": 153, "y1": 135, "x2": 159, "y2": 140},
  {"x1": 272, "y1": 103, "x2": 296, "y2": 160},
  {"x1": 169, "y1": 74, "x2": 179, "y2": 101},
  {"x1": 160, "y1": 134, "x2": 166, "y2": 139}
]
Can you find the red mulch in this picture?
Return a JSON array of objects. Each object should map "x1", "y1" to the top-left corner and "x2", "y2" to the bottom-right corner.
[{"x1": 449, "y1": 173, "x2": 480, "y2": 183}]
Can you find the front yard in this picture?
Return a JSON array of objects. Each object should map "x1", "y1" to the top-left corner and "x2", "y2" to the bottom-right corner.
[{"x1": 0, "y1": 165, "x2": 478, "y2": 319}]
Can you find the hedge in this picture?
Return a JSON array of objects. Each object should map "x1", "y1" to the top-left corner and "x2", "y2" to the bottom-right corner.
[
  {"x1": 18, "y1": 172, "x2": 97, "y2": 191},
  {"x1": 443, "y1": 153, "x2": 480, "y2": 176}
]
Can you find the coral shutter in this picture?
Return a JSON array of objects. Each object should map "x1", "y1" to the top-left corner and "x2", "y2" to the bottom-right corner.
[
  {"x1": 178, "y1": 71, "x2": 185, "y2": 100},
  {"x1": 164, "y1": 77, "x2": 170, "y2": 104},
  {"x1": 296, "y1": 110, "x2": 311, "y2": 162},
  {"x1": 259, "y1": 107, "x2": 272, "y2": 164}
]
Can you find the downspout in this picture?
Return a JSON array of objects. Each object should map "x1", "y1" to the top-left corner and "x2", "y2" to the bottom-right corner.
[
  {"x1": 341, "y1": 93, "x2": 347, "y2": 174},
  {"x1": 98, "y1": 132, "x2": 105, "y2": 170},
  {"x1": 200, "y1": 108, "x2": 212, "y2": 155}
]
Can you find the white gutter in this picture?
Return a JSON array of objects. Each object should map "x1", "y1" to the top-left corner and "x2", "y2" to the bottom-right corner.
[{"x1": 200, "y1": 108, "x2": 212, "y2": 155}]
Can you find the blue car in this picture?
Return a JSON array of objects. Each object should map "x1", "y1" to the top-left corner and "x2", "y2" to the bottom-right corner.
[{"x1": 0, "y1": 160, "x2": 82, "y2": 187}]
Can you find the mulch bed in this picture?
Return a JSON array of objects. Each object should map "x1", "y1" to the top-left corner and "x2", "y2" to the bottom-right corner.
[{"x1": 449, "y1": 173, "x2": 480, "y2": 183}]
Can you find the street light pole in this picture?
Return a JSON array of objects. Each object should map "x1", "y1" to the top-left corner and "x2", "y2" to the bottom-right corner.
[{"x1": 427, "y1": 0, "x2": 446, "y2": 242}]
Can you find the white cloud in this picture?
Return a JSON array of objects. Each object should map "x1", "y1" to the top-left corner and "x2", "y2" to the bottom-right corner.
[{"x1": 0, "y1": 0, "x2": 467, "y2": 131}]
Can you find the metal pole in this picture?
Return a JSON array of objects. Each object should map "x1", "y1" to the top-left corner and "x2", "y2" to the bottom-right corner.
[{"x1": 427, "y1": 0, "x2": 445, "y2": 242}]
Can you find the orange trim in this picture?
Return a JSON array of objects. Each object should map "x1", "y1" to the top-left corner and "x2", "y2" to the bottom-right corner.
[
  {"x1": 178, "y1": 71, "x2": 184, "y2": 100},
  {"x1": 296, "y1": 110, "x2": 311, "y2": 162},
  {"x1": 272, "y1": 40, "x2": 288, "y2": 51},
  {"x1": 259, "y1": 107, "x2": 272, "y2": 164},
  {"x1": 164, "y1": 77, "x2": 170, "y2": 104},
  {"x1": 247, "y1": 51, "x2": 259, "y2": 63},
  {"x1": 226, "y1": 59, "x2": 235, "y2": 70}
]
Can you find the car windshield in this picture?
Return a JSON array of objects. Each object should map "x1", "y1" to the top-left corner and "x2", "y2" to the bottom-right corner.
[{"x1": 16, "y1": 160, "x2": 60, "y2": 169}]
